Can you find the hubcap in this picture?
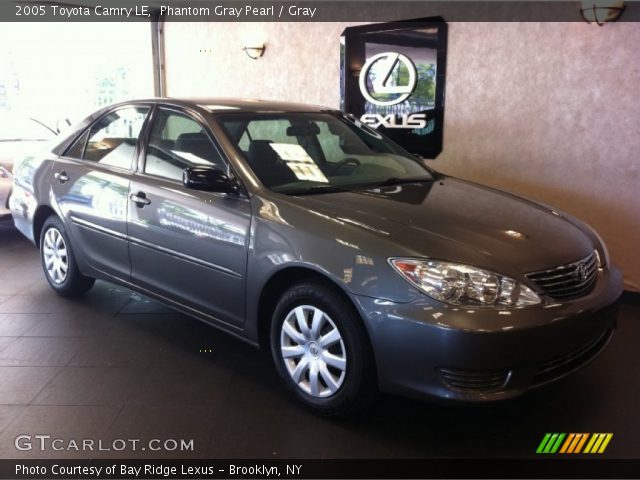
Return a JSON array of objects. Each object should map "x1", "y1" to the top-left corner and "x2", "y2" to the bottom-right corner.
[
  {"x1": 42, "y1": 227, "x2": 68, "y2": 285},
  {"x1": 280, "y1": 305, "x2": 347, "y2": 398}
]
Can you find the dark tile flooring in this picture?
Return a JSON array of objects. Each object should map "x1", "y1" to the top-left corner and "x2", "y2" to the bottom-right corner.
[{"x1": 0, "y1": 219, "x2": 638, "y2": 459}]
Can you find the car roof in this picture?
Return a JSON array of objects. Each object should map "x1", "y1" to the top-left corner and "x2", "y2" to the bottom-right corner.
[
  {"x1": 50, "y1": 97, "x2": 337, "y2": 156},
  {"x1": 131, "y1": 97, "x2": 332, "y2": 113}
]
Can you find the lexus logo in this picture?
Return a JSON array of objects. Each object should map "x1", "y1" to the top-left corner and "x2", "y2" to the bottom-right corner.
[
  {"x1": 576, "y1": 263, "x2": 588, "y2": 282},
  {"x1": 358, "y1": 52, "x2": 418, "y2": 106}
]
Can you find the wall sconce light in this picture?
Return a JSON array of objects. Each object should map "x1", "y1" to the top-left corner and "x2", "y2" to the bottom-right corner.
[
  {"x1": 580, "y1": 0, "x2": 626, "y2": 25},
  {"x1": 243, "y1": 44, "x2": 266, "y2": 60}
]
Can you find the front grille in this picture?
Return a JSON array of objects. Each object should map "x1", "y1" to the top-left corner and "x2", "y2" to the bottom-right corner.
[
  {"x1": 437, "y1": 368, "x2": 511, "y2": 392},
  {"x1": 533, "y1": 329, "x2": 613, "y2": 386},
  {"x1": 526, "y1": 252, "x2": 598, "y2": 300}
]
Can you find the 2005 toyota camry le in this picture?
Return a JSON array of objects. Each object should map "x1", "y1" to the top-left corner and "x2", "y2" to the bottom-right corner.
[{"x1": 10, "y1": 98, "x2": 622, "y2": 415}]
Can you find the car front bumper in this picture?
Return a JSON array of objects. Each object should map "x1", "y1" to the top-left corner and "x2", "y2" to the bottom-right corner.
[{"x1": 353, "y1": 265, "x2": 623, "y2": 402}]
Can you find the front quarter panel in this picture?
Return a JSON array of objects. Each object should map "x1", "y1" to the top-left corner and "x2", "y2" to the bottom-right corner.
[{"x1": 244, "y1": 193, "x2": 424, "y2": 342}]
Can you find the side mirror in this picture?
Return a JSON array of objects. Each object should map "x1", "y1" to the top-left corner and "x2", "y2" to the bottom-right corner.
[{"x1": 183, "y1": 167, "x2": 239, "y2": 194}]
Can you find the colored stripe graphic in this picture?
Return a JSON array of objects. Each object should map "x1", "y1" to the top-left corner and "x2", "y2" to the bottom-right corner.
[
  {"x1": 550, "y1": 433, "x2": 565, "y2": 453},
  {"x1": 584, "y1": 433, "x2": 614, "y2": 454},
  {"x1": 583, "y1": 433, "x2": 598, "y2": 453},
  {"x1": 574, "y1": 433, "x2": 589, "y2": 453},
  {"x1": 537, "y1": 433, "x2": 613, "y2": 454},
  {"x1": 598, "y1": 433, "x2": 613, "y2": 453},
  {"x1": 536, "y1": 433, "x2": 552, "y2": 454},
  {"x1": 536, "y1": 433, "x2": 565, "y2": 454},
  {"x1": 543, "y1": 433, "x2": 559, "y2": 453},
  {"x1": 559, "y1": 433, "x2": 575, "y2": 453},
  {"x1": 567, "y1": 433, "x2": 582, "y2": 453}
]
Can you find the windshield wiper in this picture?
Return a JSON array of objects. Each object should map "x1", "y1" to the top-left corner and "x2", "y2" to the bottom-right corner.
[
  {"x1": 355, "y1": 176, "x2": 433, "y2": 189},
  {"x1": 285, "y1": 176, "x2": 433, "y2": 196},
  {"x1": 287, "y1": 184, "x2": 351, "y2": 196}
]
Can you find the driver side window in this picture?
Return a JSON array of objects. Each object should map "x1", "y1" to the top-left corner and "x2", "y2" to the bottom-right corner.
[{"x1": 144, "y1": 109, "x2": 226, "y2": 182}]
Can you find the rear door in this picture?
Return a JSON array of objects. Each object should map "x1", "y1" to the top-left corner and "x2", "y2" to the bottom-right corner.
[
  {"x1": 50, "y1": 105, "x2": 150, "y2": 280},
  {"x1": 127, "y1": 106, "x2": 251, "y2": 328}
]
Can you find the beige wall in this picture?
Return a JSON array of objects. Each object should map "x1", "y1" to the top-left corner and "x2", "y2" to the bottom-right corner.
[{"x1": 164, "y1": 22, "x2": 640, "y2": 291}]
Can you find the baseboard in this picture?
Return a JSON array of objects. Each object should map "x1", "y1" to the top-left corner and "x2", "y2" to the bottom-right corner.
[{"x1": 621, "y1": 290, "x2": 640, "y2": 305}]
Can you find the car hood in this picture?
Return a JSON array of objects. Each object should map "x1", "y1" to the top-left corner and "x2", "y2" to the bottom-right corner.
[{"x1": 294, "y1": 177, "x2": 594, "y2": 275}]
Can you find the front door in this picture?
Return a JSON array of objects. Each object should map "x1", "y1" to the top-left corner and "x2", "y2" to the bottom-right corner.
[{"x1": 127, "y1": 107, "x2": 251, "y2": 327}]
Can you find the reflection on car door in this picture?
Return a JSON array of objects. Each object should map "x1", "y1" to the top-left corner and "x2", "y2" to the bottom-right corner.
[
  {"x1": 51, "y1": 105, "x2": 150, "y2": 279},
  {"x1": 127, "y1": 107, "x2": 251, "y2": 328}
]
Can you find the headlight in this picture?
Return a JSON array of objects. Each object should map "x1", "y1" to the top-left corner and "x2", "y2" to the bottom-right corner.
[
  {"x1": 389, "y1": 258, "x2": 541, "y2": 308},
  {"x1": 584, "y1": 223, "x2": 609, "y2": 268}
]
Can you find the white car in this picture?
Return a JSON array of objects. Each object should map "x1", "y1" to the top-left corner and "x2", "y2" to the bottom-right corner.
[
  {"x1": 0, "y1": 164, "x2": 12, "y2": 217},
  {"x1": 0, "y1": 116, "x2": 60, "y2": 218}
]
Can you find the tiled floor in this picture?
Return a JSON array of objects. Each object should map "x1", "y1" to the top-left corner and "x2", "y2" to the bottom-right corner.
[{"x1": 0, "y1": 220, "x2": 638, "y2": 459}]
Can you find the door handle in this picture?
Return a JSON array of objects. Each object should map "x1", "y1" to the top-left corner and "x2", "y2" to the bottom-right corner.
[
  {"x1": 130, "y1": 192, "x2": 151, "y2": 207},
  {"x1": 54, "y1": 171, "x2": 69, "y2": 184}
]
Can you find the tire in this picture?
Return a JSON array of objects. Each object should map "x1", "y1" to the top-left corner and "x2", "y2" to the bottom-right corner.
[
  {"x1": 270, "y1": 282, "x2": 376, "y2": 416},
  {"x1": 40, "y1": 215, "x2": 95, "y2": 297}
]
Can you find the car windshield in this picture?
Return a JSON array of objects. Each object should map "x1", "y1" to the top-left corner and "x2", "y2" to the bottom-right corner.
[{"x1": 217, "y1": 112, "x2": 433, "y2": 195}]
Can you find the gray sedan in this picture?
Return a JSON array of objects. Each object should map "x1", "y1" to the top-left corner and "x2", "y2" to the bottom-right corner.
[{"x1": 10, "y1": 98, "x2": 622, "y2": 415}]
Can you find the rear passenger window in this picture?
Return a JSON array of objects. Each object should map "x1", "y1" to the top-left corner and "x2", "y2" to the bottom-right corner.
[
  {"x1": 79, "y1": 106, "x2": 149, "y2": 169},
  {"x1": 144, "y1": 109, "x2": 226, "y2": 182}
]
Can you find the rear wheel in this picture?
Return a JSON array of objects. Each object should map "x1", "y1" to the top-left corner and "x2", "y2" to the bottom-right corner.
[
  {"x1": 270, "y1": 282, "x2": 375, "y2": 416},
  {"x1": 40, "y1": 215, "x2": 94, "y2": 297}
]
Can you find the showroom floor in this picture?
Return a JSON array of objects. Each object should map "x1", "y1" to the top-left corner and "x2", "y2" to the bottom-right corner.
[{"x1": 0, "y1": 219, "x2": 638, "y2": 459}]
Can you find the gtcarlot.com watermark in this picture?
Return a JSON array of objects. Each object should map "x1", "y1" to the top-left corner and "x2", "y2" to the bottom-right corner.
[{"x1": 15, "y1": 434, "x2": 194, "y2": 452}]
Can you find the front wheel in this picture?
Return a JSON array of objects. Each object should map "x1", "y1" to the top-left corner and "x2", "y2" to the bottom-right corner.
[
  {"x1": 40, "y1": 215, "x2": 95, "y2": 297},
  {"x1": 270, "y1": 282, "x2": 375, "y2": 416}
]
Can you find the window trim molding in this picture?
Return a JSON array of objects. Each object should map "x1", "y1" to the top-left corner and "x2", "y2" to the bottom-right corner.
[
  {"x1": 61, "y1": 104, "x2": 153, "y2": 173},
  {"x1": 137, "y1": 105, "x2": 249, "y2": 198},
  {"x1": 140, "y1": 105, "x2": 229, "y2": 178}
]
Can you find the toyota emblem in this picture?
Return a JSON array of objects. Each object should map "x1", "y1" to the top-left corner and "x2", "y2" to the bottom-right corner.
[{"x1": 576, "y1": 263, "x2": 588, "y2": 282}]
